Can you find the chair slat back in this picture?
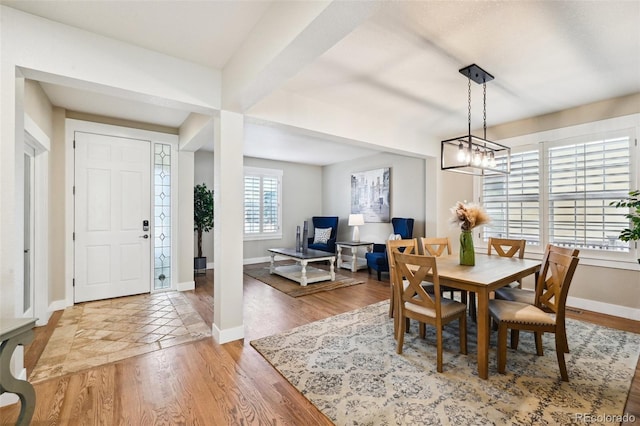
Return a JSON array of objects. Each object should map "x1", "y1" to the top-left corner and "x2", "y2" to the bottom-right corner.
[
  {"x1": 488, "y1": 237, "x2": 526, "y2": 259},
  {"x1": 386, "y1": 239, "x2": 418, "y2": 289},
  {"x1": 535, "y1": 251, "x2": 579, "y2": 316},
  {"x1": 536, "y1": 244, "x2": 580, "y2": 302},
  {"x1": 546, "y1": 244, "x2": 580, "y2": 258},
  {"x1": 420, "y1": 237, "x2": 451, "y2": 257},
  {"x1": 393, "y1": 252, "x2": 440, "y2": 313}
]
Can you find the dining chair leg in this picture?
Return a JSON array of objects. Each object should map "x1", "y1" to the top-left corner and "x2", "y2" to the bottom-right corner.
[
  {"x1": 436, "y1": 326, "x2": 443, "y2": 373},
  {"x1": 396, "y1": 313, "x2": 406, "y2": 354},
  {"x1": 459, "y1": 315, "x2": 467, "y2": 355},
  {"x1": 469, "y1": 292, "x2": 477, "y2": 322},
  {"x1": 561, "y1": 319, "x2": 570, "y2": 353},
  {"x1": 497, "y1": 324, "x2": 508, "y2": 374},
  {"x1": 389, "y1": 284, "x2": 394, "y2": 318},
  {"x1": 555, "y1": 335, "x2": 569, "y2": 381},
  {"x1": 419, "y1": 322, "x2": 426, "y2": 339},
  {"x1": 510, "y1": 329, "x2": 520, "y2": 350},
  {"x1": 534, "y1": 332, "x2": 544, "y2": 356}
]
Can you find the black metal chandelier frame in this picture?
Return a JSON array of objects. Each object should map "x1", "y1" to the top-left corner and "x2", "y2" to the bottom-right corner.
[{"x1": 441, "y1": 64, "x2": 511, "y2": 176}]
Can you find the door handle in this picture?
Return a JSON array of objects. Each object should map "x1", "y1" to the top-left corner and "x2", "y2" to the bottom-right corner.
[{"x1": 139, "y1": 234, "x2": 149, "y2": 239}]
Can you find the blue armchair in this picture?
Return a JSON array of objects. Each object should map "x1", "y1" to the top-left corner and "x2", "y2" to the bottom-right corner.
[
  {"x1": 307, "y1": 216, "x2": 339, "y2": 253},
  {"x1": 365, "y1": 217, "x2": 415, "y2": 280}
]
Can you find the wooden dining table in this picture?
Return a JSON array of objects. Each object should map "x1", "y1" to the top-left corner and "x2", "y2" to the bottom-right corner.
[{"x1": 422, "y1": 253, "x2": 541, "y2": 379}]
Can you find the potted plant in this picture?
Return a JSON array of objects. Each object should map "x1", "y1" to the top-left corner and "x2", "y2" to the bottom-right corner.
[
  {"x1": 194, "y1": 183, "x2": 214, "y2": 272},
  {"x1": 610, "y1": 190, "x2": 640, "y2": 263}
]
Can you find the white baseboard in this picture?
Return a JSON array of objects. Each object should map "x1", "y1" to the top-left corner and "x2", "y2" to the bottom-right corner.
[
  {"x1": 206, "y1": 262, "x2": 214, "y2": 270},
  {"x1": 0, "y1": 368, "x2": 26, "y2": 407},
  {"x1": 177, "y1": 280, "x2": 195, "y2": 291},
  {"x1": 566, "y1": 295, "x2": 640, "y2": 321},
  {"x1": 33, "y1": 299, "x2": 69, "y2": 326},
  {"x1": 49, "y1": 299, "x2": 67, "y2": 312},
  {"x1": 212, "y1": 323, "x2": 244, "y2": 344},
  {"x1": 36, "y1": 310, "x2": 52, "y2": 327}
]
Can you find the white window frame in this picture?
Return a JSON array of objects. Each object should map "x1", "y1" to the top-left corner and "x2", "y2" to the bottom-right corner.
[
  {"x1": 475, "y1": 114, "x2": 639, "y2": 270},
  {"x1": 482, "y1": 146, "x2": 541, "y2": 247},
  {"x1": 243, "y1": 166, "x2": 283, "y2": 241}
]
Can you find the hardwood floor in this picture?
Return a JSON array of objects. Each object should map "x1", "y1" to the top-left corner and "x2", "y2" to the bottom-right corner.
[{"x1": 1, "y1": 267, "x2": 638, "y2": 425}]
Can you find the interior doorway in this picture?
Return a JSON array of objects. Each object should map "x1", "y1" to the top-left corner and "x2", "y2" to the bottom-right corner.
[{"x1": 23, "y1": 146, "x2": 35, "y2": 317}]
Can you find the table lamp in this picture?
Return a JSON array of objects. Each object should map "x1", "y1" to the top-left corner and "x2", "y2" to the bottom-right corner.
[{"x1": 348, "y1": 214, "x2": 365, "y2": 242}]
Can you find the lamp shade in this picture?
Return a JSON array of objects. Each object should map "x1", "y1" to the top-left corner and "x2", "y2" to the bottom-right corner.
[{"x1": 348, "y1": 214, "x2": 365, "y2": 226}]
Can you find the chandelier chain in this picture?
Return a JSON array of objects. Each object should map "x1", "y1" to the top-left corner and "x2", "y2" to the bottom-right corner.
[
  {"x1": 467, "y1": 77, "x2": 472, "y2": 134},
  {"x1": 483, "y1": 82, "x2": 487, "y2": 139}
]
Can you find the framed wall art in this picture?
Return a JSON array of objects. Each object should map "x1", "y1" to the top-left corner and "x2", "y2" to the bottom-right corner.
[{"x1": 350, "y1": 167, "x2": 390, "y2": 223}]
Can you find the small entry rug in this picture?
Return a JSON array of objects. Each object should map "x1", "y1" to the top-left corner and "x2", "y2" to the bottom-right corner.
[
  {"x1": 251, "y1": 301, "x2": 640, "y2": 425},
  {"x1": 30, "y1": 292, "x2": 211, "y2": 383},
  {"x1": 244, "y1": 265, "x2": 365, "y2": 297}
]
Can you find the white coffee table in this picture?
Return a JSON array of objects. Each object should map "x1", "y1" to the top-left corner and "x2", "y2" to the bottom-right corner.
[{"x1": 268, "y1": 248, "x2": 336, "y2": 286}]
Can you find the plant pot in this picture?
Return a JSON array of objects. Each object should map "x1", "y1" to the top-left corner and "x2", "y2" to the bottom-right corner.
[{"x1": 194, "y1": 256, "x2": 207, "y2": 274}]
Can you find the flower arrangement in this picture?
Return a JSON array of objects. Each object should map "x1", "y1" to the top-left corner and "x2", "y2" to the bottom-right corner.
[
  {"x1": 449, "y1": 201, "x2": 490, "y2": 266},
  {"x1": 449, "y1": 201, "x2": 491, "y2": 232}
]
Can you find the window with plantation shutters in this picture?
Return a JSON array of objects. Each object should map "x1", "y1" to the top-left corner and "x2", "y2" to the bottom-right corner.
[
  {"x1": 547, "y1": 134, "x2": 631, "y2": 252},
  {"x1": 244, "y1": 167, "x2": 282, "y2": 239},
  {"x1": 481, "y1": 130, "x2": 635, "y2": 260},
  {"x1": 482, "y1": 150, "x2": 541, "y2": 245}
]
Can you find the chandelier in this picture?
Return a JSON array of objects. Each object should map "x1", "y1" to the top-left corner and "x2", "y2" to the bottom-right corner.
[{"x1": 441, "y1": 64, "x2": 510, "y2": 175}]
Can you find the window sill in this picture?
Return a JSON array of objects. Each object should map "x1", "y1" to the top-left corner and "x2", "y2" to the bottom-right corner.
[
  {"x1": 244, "y1": 233, "x2": 283, "y2": 242},
  {"x1": 523, "y1": 252, "x2": 640, "y2": 272}
]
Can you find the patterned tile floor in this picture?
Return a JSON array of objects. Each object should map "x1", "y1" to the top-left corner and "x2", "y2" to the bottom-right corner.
[{"x1": 30, "y1": 291, "x2": 211, "y2": 383}]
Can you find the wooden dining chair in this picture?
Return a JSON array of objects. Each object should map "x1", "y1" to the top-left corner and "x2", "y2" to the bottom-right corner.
[
  {"x1": 420, "y1": 237, "x2": 451, "y2": 257},
  {"x1": 386, "y1": 238, "x2": 418, "y2": 323},
  {"x1": 419, "y1": 237, "x2": 467, "y2": 306},
  {"x1": 488, "y1": 251, "x2": 580, "y2": 381},
  {"x1": 495, "y1": 244, "x2": 579, "y2": 304},
  {"x1": 494, "y1": 244, "x2": 580, "y2": 353},
  {"x1": 468, "y1": 237, "x2": 526, "y2": 321},
  {"x1": 393, "y1": 252, "x2": 467, "y2": 372}
]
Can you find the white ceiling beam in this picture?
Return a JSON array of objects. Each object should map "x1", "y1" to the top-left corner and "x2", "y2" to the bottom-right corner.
[
  {"x1": 179, "y1": 113, "x2": 215, "y2": 152},
  {"x1": 222, "y1": 0, "x2": 382, "y2": 112}
]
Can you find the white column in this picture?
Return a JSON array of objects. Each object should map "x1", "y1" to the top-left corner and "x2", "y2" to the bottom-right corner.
[
  {"x1": 177, "y1": 151, "x2": 195, "y2": 291},
  {"x1": 212, "y1": 111, "x2": 244, "y2": 343}
]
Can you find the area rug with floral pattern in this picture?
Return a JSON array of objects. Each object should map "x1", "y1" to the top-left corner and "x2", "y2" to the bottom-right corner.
[{"x1": 250, "y1": 301, "x2": 639, "y2": 425}]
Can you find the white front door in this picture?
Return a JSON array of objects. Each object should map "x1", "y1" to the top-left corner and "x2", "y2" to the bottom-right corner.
[{"x1": 74, "y1": 132, "x2": 151, "y2": 303}]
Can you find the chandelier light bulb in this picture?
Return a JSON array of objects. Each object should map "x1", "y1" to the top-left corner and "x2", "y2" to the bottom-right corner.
[
  {"x1": 457, "y1": 142, "x2": 467, "y2": 162},
  {"x1": 481, "y1": 150, "x2": 490, "y2": 167},
  {"x1": 489, "y1": 151, "x2": 497, "y2": 168},
  {"x1": 472, "y1": 147, "x2": 482, "y2": 166}
]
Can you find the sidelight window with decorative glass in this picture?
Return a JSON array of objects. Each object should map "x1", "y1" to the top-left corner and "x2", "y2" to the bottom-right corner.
[{"x1": 441, "y1": 64, "x2": 511, "y2": 176}]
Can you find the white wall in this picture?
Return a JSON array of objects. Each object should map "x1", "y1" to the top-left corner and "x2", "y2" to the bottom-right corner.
[
  {"x1": 0, "y1": 6, "x2": 220, "y2": 318},
  {"x1": 323, "y1": 152, "x2": 427, "y2": 244},
  {"x1": 243, "y1": 157, "x2": 323, "y2": 261},
  {"x1": 194, "y1": 150, "x2": 215, "y2": 264}
]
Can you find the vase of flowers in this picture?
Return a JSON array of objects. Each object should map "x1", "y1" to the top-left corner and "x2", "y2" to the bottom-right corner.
[{"x1": 450, "y1": 201, "x2": 490, "y2": 266}]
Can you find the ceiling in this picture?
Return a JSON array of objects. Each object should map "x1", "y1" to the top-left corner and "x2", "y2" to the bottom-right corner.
[{"x1": 3, "y1": 1, "x2": 639, "y2": 165}]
